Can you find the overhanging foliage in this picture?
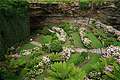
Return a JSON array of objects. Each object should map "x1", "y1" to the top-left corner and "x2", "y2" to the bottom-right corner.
[{"x1": 0, "y1": 0, "x2": 30, "y2": 57}]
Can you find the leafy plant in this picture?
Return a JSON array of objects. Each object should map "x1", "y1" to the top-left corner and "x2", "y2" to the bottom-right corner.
[
  {"x1": 42, "y1": 35, "x2": 53, "y2": 45},
  {"x1": 48, "y1": 53, "x2": 64, "y2": 62},
  {"x1": 80, "y1": 0, "x2": 106, "y2": 9},
  {"x1": 59, "y1": 22, "x2": 76, "y2": 35},
  {"x1": 46, "y1": 62, "x2": 86, "y2": 80},
  {"x1": 0, "y1": 0, "x2": 29, "y2": 56},
  {"x1": 112, "y1": 42, "x2": 120, "y2": 47},
  {"x1": 68, "y1": 52, "x2": 88, "y2": 65},
  {"x1": 49, "y1": 40, "x2": 62, "y2": 52},
  {"x1": 113, "y1": 63, "x2": 120, "y2": 80}
]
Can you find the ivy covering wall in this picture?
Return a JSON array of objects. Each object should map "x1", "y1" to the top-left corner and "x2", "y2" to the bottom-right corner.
[{"x1": 0, "y1": 0, "x2": 30, "y2": 57}]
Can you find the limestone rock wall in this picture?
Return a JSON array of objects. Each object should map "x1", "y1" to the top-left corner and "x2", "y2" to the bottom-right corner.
[{"x1": 101, "y1": 0, "x2": 120, "y2": 30}]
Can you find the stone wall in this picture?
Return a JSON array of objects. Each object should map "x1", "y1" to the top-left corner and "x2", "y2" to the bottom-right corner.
[
  {"x1": 29, "y1": 3, "x2": 80, "y2": 17},
  {"x1": 100, "y1": 0, "x2": 120, "y2": 30}
]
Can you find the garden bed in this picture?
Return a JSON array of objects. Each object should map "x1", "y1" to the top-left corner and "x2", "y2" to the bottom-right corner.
[{"x1": 0, "y1": 0, "x2": 120, "y2": 80}]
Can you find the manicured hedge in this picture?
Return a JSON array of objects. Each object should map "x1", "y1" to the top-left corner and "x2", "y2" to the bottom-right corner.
[{"x1": 0, "y1": 0, "x2": 30, "y2": 57}]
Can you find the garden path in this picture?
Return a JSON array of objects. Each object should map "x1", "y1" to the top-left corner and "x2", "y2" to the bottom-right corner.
[
  {"x1": 30, "y1": 39, "x2": 106, "y2": 55},
  {"x1": 74, "y1": 48, "x2": 106, "y2": 55},
  {"x1": 30, "y1": 41, "x2": 42, "y2": 47}
]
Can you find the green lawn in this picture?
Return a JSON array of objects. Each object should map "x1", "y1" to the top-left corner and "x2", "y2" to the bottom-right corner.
[
  {"x1": 85, "y1": 32, "x2": 103, "y2": 48},
  {"x1": 81, "y1": 53, "x2": 101, "y2": 73},
  {"x1": 71, "y1": 32, "x2": 84, "y2": 48}
]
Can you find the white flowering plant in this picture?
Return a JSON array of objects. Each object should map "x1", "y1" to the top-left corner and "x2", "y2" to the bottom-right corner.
[{"x1": 79, "y1": 28, "x2": 92, "y2": 48}]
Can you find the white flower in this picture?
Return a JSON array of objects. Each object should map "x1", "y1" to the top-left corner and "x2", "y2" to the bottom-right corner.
[
  {"x1": 10, "y1": 46, "x2": 15, "y2": 50},
  {"x1": 21, "y1": 50, "x2": 31, "y2": 56},
  {"x1": 49, "y1": 27, "x2": 67, "y2": 42},
  {"x1": 117, "y1": 36, "x2": 120, "y2": 41},
  {"x1": 116, "y1": 58, "x2": 120, "y2": 64},
  {"x1": 34, "y1": 61, "x2": 43, "y2": 68},
  {"x1": 102, "y1": 46, "x2": 120, "y2": 63},
  {"x1": 83, "y1": 38, "x2": 91, "y2": 45},
  {"x1": 33, "y1": 47, "x2": 40, "y2": 51},
  {"x1": 37, "y1": 33, "x2": 40, "y2": 36},
  {"x1": 102, "y1": 52, "x2": 111, "y2": 58},
  {"x1": 104, "y1": 65, "x2": 113, "y2": 73},
  {"x1": 42, "y1": 56, "x2": 50, "y2": 64},
  {"x1": 61, "y1": 47, "x2": 73, "y2": 60},
  {"x1": 79, "y1": 28, "x2": 92, "y2": 47},
  {"x1": 30, "y1": 38, "x2": 33, "y2": 41},
  {"x1": 37, "y1": 69, "x2": 44, "y2": 74}
]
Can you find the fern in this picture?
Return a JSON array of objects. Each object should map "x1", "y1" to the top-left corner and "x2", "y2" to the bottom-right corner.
[
  {"x1": 48, "y1": 53, "x2": 64, "y2": 62},
  {"x1": 46, "y1": 62, "x2": 86, "y2": 80}
]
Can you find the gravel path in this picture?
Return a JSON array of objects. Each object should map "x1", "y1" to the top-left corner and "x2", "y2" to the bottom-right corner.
[
  {"x1": 74, "y1": 48, "x2": 106, "y2": 55},
  {"x1": 30, "y1": 41, "x2": 42, "y2": 47}
]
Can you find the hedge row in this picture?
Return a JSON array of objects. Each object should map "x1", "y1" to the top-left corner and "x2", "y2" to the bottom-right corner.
[{"x1": 0, "y1": 0, "x2": 30, "y2": 58}]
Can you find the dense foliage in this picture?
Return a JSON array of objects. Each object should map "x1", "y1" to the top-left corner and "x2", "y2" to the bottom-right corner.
[
  {"x1": 0, "y1": 0, "x2": 120, "y2": 80},
  {"x1": 46, "y1": 62, "x2": 86, "y2": 80},
  {"x1": 0, "y1": 0, "x2": 29, "y2": 57}
]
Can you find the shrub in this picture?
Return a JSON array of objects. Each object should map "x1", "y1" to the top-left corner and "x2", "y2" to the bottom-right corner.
[
  {"x1": 68, "y1": 52, "x2": 89, "y2": 65},
  {"x1": 10, "y1": 47, "x2": 43, "y2": 68},
  {"x1": 101, "y1": 38, "x2": 116, "y2": 47},
  {"x1": 41, "y1": 35, "x2": 61, "y2": 52},
  {"x1": 80, "y1": 0, "x2": 106, "y2": 9},
  {"x1": 48, "y1": 53, "x2": 64, "y2": 62},
  {"x1": 0, "y1": 0, "x2": 29, "y2": 56},
  {"x1": 42, "y1": 35, "x2": 53, "y2": 45},
  {"x1": 59, "y1": 22, "x2": 76, "y2": 35},
  {"x1": 112, "y1": 42, "x2": 120, "y2": 47},
  {"x1": 49, "y1": 40, "x2": 62, "y2": 52},
  {"x1": 46, "y1": 62, "x2": 86, "y2": 80}
]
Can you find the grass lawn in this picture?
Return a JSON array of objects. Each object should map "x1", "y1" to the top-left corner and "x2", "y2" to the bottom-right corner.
[
  {"x1": 71, "y1": 32, "x2": 84, "y2": 48},
  {"x1": 85, "y1": 32, "x2": 103, "y2": 48},
  {"x1": 81, "y1": 53, "x2": 101, "y2": 73}
]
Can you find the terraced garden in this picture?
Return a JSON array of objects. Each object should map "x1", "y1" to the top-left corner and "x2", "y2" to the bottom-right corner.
[{"x1": 0, "y1": 0, "x2": 120, "y2": 80}]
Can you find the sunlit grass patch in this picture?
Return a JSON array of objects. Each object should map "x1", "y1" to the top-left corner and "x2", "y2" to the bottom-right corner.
[
  {"x1": 85, "y1": 32, "x2": 103, "y2": 48},
  {"x1": 71, "y1": 32, "x2": 84, "y2": 48}
]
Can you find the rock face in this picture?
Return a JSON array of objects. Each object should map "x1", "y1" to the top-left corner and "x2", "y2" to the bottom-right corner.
[
  {"x1": 101, "y1": 0, "x2": 120, "y2": 30},
  {"x1": 29, "y1": 3, "x2": 80, "y2": 17}
]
